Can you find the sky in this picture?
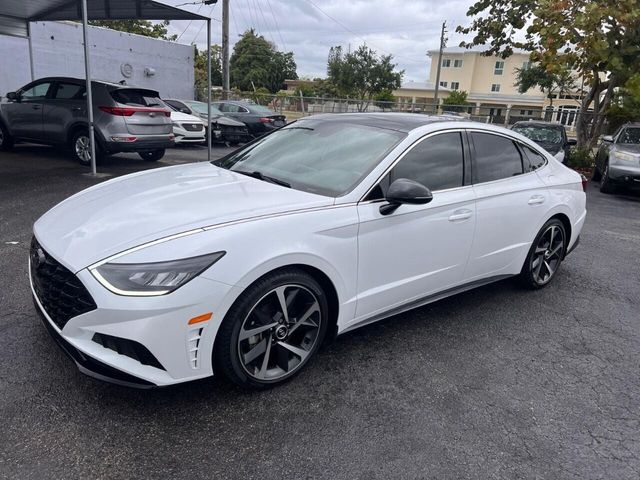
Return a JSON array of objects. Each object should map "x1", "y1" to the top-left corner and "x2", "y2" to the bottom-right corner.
[{"x1": 164, "y1": 0, "x2": 476, "y2": 84}]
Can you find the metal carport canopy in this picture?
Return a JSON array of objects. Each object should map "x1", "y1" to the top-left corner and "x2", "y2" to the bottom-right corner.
[{"x1": 0, "y1": 0, "x2": 213, "y2": 174}]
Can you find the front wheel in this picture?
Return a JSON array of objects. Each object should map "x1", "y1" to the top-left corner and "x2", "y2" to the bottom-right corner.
[
  {"x1": 520, "y1": 219, "x2": 566, "y2": 289},
  {"x1": 0, "y1": 122, "x2": 14, "y2": 150},
  {"x1": 214, "y1": 269, "x2": 329, "y2": 389},
  {"x1": 138, "y1": 149, "x2": 165, "y2": 162}
]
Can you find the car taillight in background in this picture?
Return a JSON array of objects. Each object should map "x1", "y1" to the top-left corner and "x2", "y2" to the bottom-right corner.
[
  {"x1": 99, "y1": 106, "x2": 171, "y2": 117},
  {"x1": 580, "y1": 173, "x2": 588, "y2": 192},
  {"x1": 259, "y1": 117, "x2": 275, "y2": 123}
]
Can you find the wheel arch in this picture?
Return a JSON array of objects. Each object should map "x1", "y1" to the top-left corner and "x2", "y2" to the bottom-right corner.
[
  {"x1": 548, "y1": 212, "x2": 572, "y2": 256},
  {"x1": 67, "y1": 122, "x2": 106, "y2": 149}
]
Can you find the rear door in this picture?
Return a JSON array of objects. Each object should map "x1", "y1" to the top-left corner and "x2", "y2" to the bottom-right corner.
[
  {"x1": 108, "y1": 88, "x2": 171, "y2": 135},
  {"x1": 4, "y1": 80, "x2": 53, "y2": 140},
  {"x1": 464, "y1": 130, "x2": 550, "y2": 281},
  {"x1": 44, "y1": 81, "x2": 86, "y2": 143}
]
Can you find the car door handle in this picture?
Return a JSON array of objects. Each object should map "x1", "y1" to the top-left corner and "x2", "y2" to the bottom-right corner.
[
  {"x1": 448, "y1": 209, "x2": 473, "y2": 222},
  {"x1": 528, "y1": 195, "x2": 546, "y2": 205}
]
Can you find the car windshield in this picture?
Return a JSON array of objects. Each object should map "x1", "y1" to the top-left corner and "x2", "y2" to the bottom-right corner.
[
  {"x1": 513, "y1": 125, "x2": 563, "y2": 144},
  {"x1": 213, "y1": 120, "x2": 405, "y2": 197},
  {"x1": 187, "y1": 101, "x2": 223, "y2": 116},
  {"x1": 618, "y1": 127, "x2": 640, "y2": 144}
]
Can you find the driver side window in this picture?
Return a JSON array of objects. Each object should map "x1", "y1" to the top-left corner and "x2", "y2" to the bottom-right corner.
[
  {"x1": 389, "y1": 132, "x2": 465, "y2": 191},
  {"x1": 20, "y1": 82, "x2": 52, "y2": 101}
]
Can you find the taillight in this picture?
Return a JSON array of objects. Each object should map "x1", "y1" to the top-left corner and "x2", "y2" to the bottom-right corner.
[
  {"x1": 99, "y1": 106, "x2": 171, "y2": 117},
  {"x1": 259, "y1": 117, "x2": 274, "y2": 123},
  {"x1": 580, "y1": 173, "x2": 588, "y2": 192}
]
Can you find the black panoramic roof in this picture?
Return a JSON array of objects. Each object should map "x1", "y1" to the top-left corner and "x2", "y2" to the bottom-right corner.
[{"x1": 297, "y1": 112, "x2": 464, "y2": 133}]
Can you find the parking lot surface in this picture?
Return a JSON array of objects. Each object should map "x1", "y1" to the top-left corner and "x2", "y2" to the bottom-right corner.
[{"x1": 1, "y1": 145, "x2": 639, "y2": 479}]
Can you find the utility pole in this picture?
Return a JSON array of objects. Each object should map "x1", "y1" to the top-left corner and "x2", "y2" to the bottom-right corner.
[
  {"x1": 432, "y1": 21, "x2": 447, "y2": 114},
  {"x1": 221, "y1": 0, "x2": 230, "y2": 99}
]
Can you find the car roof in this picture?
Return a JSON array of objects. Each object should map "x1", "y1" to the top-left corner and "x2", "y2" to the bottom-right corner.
[
  {"x1": 294, "y1": 112, "x2": 466, "y2": 133},
  {"x1": 26, "y1": 77, "x2": 155, "y2": 90}
]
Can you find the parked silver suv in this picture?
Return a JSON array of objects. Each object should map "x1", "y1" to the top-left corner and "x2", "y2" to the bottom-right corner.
[{"x1": 0, "y1": 77, "x2": 174, "y2": 164}]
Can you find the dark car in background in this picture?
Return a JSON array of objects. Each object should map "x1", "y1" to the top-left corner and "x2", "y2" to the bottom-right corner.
[
  {"x1": 593, "y1": 123, "x2": 640, "y2": 193},
  {"x1": 163, "y1": 99, "x2": 250, "y2": 145},
  {"x1": 511, "y1": 120, "x2": 575, "y2": 164},
  {"x1": 213, "y1": 100, "x2": 286, "y2": 136},
  {"x1": 0, "y1": 77, "x2": 173, "y2": 164}
]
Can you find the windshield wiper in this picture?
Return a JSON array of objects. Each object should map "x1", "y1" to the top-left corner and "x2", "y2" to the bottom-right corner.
[{"x1": 235, "y1": 170, "x2": 291, "y2": 188}]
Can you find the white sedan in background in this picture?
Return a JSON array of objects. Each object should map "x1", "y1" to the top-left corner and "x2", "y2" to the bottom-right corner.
[
  {"x1": 169, "y1": 109, "x2": 205, "y2": 144},
  {"x1": 30, "y1": 114, "x2": 586, "y2": 390}
]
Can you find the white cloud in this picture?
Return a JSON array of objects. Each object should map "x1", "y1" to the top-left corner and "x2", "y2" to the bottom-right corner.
[{"x1": 164, "y1": 0, "x2": 476, "y2": 83}]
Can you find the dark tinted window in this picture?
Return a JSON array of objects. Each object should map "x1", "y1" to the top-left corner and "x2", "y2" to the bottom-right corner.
[
  {"x1": 54, "y1": 83, "x2": 85, "y2": 100},
  {"x1": 390, "y1": 132, "x2": 464, "y2": 191},
  {"x1": 521, "y1": 145, "x2": 547, "y2": 171},
  {"x1": 471, "y1": 132, "x2": 523, "y2": 183},
  {"x1": 110, "y1": 89, "x2": 162, "y2": 107},
  {"x1": 164, "y1": 100, "x2": 187, "y2": 111}
]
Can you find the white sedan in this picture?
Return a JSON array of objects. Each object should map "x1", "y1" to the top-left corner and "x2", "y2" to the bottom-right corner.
[
  {"x1": 170, "y1": 110, "x2": 205, "y2": 144},
  {"x1": 30, "y1": 114, "x2": 587, "y2": 389}
]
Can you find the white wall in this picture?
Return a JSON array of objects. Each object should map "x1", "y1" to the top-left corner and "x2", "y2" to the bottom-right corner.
[{"x1": 0, "y1": 21, "x2": 195, "y2": 99}]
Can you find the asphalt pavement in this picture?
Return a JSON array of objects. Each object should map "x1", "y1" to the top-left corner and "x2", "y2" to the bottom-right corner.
[{"x1": 1, "y1": 144, "x2": 639, "y2": 479}]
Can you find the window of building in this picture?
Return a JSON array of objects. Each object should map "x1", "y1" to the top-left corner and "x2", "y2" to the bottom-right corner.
[
  {"x1": 519, "y1": 109, "x2": 533, "y2": 116},
  {"x1": 450, "y1": 82, "x2": 460, "y2": 90},
  {"x1": 439, "y1": 81, "x2": 448, "y2": 88},
  {"x1": 471, "y1": 132, "x2": 524, "y2": 183},
  {"x1": 442, "y1": 58, "x2": 451, "y2": 68},
  {"x1": 390, "y1": 132, "x2": 464, "y2": 191},
  {"x1": 454, "y1": 59, "x2": 463, "y2": 68},
  {"x1": 494, "y1": 60, "x2": 505, "y2": 75},
  {"x1": 491, "y1": 83, "x2": 501, "y2": 92}
]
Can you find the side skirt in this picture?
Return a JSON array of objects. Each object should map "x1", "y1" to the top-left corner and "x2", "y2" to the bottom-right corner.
[{"x1": 340, "y1": 274, "x2": 513, "y2": 335}]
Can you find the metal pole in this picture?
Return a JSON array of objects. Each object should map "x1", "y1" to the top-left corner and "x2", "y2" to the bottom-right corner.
[
  {"x1": 432, "y1": 21, "x2": 446, "y2": 114},
  {"x1": 207, "y1": 18, "x2": 212, "y2": 163},
  {"x1": 27, "y1": 22, "x2": 35, "y2": 81},
  {"x1": 222, "y1": 0, "x2": 230, "y2": 99},
  {"x1": 81, "y1": 0, "x2": 97, "y2": 175}
]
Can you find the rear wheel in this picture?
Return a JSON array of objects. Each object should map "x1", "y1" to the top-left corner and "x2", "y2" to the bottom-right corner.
[
  {"x1": 71, "y1": 130, "x2": 100, "y2": 166},
  {"x1": 214, "y1": 269, "x2": 328, "y2": 389},
  {"x1": 0, "y1": 122, "x2": 14, "y2": 150},
  {"x1": 599, "y1": 163, "x2": 615, "y2": 193},
  {"x1": 138, "y1": 149, "x2": 165, "y2": 162},
  {"x1": 520, "y1": 219, "x2": 566, "y2": 289},
  {"x1": 591, "y1": 165, "x2": 602, "y2": 182}
]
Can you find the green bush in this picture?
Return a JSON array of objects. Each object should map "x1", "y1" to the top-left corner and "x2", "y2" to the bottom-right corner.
[{"x1": 566, "y1": 147, "x2": 594, "y2": 170}]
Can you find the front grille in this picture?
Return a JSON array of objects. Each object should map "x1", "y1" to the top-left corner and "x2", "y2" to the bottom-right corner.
[
  {"x1": 92, "y1": 332, "x2": 165, "y2": 370},
  {"x1": 221, "y1": 125, "x2": 248, "y2": 134},
  {"x1": 182, "y1": 123, "x2": 204, "y2": 132},
  {"x1": 30, "y1": 237, "x2": 97, "y2": 330}
]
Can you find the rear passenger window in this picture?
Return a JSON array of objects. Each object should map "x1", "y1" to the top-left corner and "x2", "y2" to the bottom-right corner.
[
  {"x1": 471, "y1": 132, "x2": 523, "y2": 183},
  {"x1": 521, "y1": 145, "x2": 547, "y2": 171},
  {"x1": 390, "y1": 132, "x2": 464, "y2": 191},
  {"x1": 54, "y1": 83, "x2": 85, "y2": 100}
]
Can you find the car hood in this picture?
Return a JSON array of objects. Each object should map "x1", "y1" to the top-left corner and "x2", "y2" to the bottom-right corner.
[
  {"x1": 615, "y1": 144, "x2": 640, "y2": 155},
  {"x1": 34, "y1": 163, "x2": 332, "y2": 272},
  {"x1": 170, "y1": 111, "x2": 204, "y2": 123}
]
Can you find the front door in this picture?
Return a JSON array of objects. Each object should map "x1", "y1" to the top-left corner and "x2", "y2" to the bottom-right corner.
[
  {"x1": 3, "y1": 80, "x2": 53, "y2": 140},
  {"x1": 353, "y1": 131, "x2": 476, "y2": 324}
]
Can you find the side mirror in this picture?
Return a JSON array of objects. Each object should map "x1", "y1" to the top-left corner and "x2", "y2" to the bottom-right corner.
[
  {"x1": 602, "y1": 135, "x2": 614, "y2": 143},
  {"x1": 380, "y1": 178, "x2": 433, "y2": 215},
  {"x1": 567, "y1": 139, "x2": 577, "y2": 146},
  {"x1": 6, "y1": 91, "x2": 18, "y2": 102}
]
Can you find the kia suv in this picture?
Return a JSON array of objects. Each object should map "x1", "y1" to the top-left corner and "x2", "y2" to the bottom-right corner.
[{"x1": 0, "y1": 77, "x2": 174, "y2": 164}]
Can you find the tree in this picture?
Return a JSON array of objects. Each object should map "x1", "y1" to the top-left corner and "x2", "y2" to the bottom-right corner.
[
  {"x1": 89, "y1": 20, "x2": 177, "y2": 40},
  {"x1": 193, "y1": 44, "x2": 223, "y2": 100},
  {"x1": 441, "y1": 90, "x2": 471, "y2": 112},
  {"x1": 374, "y1": 90, "x2": 396, "y2": 110},
  {"x1": 327, "y1": 45, "x2": 403, "y2": 112},
  {"x1": 230, "y1": 30, "x2": 297, "y2": 93},
  {"x1": 514, "y1": 64, "x2": 576, "y2": 109},
  {"x1": 607, "y1": 74, "x2": 640, "y2": 133},
  {"x1": 457, "y1": 0, "x2": 640, "y2": 147}
]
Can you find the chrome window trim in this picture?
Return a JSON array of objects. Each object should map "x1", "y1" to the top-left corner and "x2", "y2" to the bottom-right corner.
[{"x1": 358, "y1": 128, "x2": 467, "y2": 203}]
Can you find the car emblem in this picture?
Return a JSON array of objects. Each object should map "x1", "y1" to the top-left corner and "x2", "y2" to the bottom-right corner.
[
  {"x1": 149, "y1": 112, "x2": 156, "y2": 117},
  {"x1": 31, "y1": 247, "x2": 46, "y2": 269}
]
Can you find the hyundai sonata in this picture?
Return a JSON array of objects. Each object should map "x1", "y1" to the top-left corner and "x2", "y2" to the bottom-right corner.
[{"x1": 30, "y1": 114, "x2": 586, "y2": 389}]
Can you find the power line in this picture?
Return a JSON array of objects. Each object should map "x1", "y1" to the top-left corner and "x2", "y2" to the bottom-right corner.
[
  {"x1": 176, "y1": 0, "x2": 205, "y2": 41},
  {"x1": 190, "y1": 2, "x2": 218, "y2": 45},
  {"x1": 267, "y1": 0, "x2": 288, "y2": 51}
]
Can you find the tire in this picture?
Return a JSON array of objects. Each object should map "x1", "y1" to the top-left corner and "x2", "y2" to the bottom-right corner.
[
  {"x1": 138, "y1": 149, "x2": 165, "y2": 162},
  {"x1": 71, "y1": 129, "x2": 100, "y2": 166},
  {"x1": 591, "y1": 165, "x2": 602, "y2": 182},
  {"x1": 519, "y1": 219, "x2": 567, "y2": 290},
  {"x1": 214, "y1": 268, "x2": 329, "y2": 389},
  {"x1": 0, "y1": 122, "x2": 14, "y2": 150},
  {"x1": 599, "y1": 163, "x2": 615, "y2": 194}
]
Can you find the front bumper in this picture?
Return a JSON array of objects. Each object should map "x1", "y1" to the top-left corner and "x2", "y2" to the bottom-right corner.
[
  {"x1": 609, "y1": 164, "x2": 640, "y2": 187},
  {"x1": 30, "y1": 249, "x2": 242, "y2": 387},
  {"x1": 173, "y1": 125, "x2": 206, "y2": 144}
]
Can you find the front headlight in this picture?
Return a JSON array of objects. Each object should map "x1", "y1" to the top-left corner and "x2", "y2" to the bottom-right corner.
[
  {"x1": 91, "y1": 252, "x2": 225, "y2": 296},
  {"x1": 613, "y1": 150, "x2": 637, "y2": 163}
]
